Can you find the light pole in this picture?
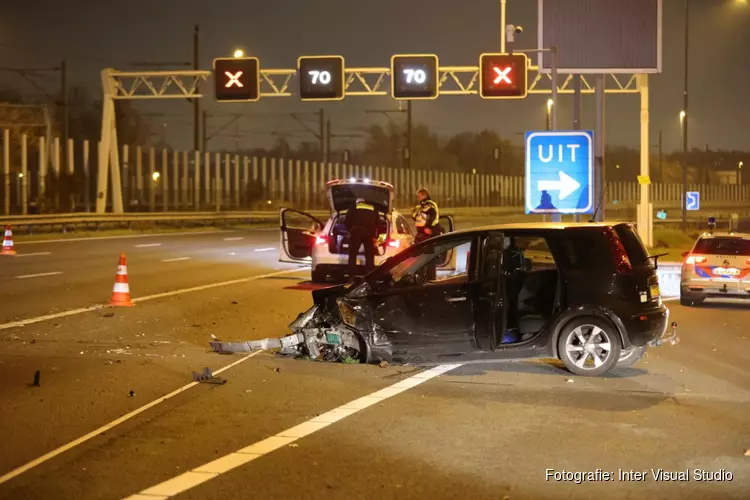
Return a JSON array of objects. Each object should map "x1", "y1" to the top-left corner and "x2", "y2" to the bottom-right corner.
[
  {"x1": 681, "y1": 0, "x2": 689, "y2": 233},
  {"x1": 545, "y1": 99, "x2": 553, "y2": 131},
  {"x1": 233, "y1": 48, "x2": 244, "y2": 58}
]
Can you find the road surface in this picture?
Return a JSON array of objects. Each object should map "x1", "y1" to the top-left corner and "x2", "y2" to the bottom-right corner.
[{"x1": 0, "y1": 229, "x2": 747, "y2": 500}]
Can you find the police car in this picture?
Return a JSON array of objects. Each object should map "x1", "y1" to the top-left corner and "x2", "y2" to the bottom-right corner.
[
  {"x1": 279, "y1": 178, "x2": 454, "y2": 282},
  {"x1": 680, "y1": 218, "x2": 750, "y2": 306}
]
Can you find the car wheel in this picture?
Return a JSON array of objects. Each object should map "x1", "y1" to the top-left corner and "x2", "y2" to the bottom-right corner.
[
  {"x1": 616, "y1": 345, "x2": 647, "y2": 369},
  {"x1": 311, "y1": 268, "x2": 327, "y2": 283},
  {"x1": 557, "y1": 317, "x2": 621, "y2": 377}
]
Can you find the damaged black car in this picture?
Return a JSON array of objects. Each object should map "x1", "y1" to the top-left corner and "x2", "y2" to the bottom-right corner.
[{"x1": 212, "y1": 222, "x2": 679, "y2": 376}]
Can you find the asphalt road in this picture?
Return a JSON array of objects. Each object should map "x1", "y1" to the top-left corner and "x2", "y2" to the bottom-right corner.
[{"x1": 0, "y1": 230, "x2": 748, "y2": 500}]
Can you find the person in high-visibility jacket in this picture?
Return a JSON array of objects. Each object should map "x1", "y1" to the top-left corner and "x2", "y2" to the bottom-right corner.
[
  {"x1": 345, "y1": 198, "x2": 380, "y2": 276},
  {"x1": 411, "y1": 188, "x2": 443, "y2": 244}
]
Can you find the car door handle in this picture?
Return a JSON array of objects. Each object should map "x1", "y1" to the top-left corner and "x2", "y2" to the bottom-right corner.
[{"x1": 446, "y1": 295, "x2": 467, "y2": 303}]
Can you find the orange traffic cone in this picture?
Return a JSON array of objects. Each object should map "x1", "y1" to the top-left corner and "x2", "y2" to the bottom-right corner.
[
  {"x1": 109, "y1": 253, "x2": 134, "y2": 307},
  {"x1": 1, "y1": 225, "x2": 17, "y2": 256}
]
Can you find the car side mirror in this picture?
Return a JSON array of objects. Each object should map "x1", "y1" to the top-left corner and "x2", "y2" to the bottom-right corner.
[{"x1": 681, "y1": 251, "x2": 689, "y2": 258}]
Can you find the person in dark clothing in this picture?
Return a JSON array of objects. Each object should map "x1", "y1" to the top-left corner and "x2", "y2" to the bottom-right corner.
[
  {"x1": 411, "y1": 188, "x2": 443, "y2": 244},
  {"x1": 345, "y1": 198, "x2": 380, "y2": 276}
]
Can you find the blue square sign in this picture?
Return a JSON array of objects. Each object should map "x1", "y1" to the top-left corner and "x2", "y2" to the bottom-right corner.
[
  {"x1": 525, "y1": 131, "x2": 594, "y2": 214},
  {"x1": 686, "y1": 191, "x2": 700, "y2": 211}
]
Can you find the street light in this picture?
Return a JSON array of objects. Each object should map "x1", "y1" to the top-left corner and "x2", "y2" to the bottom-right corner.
[
  {"x1": 152, "y1": 172, "x2": 161, "y2": 182},
  {"x1": 739, "y1": 161, "x2": 744, "y2": 185},
  {"x1": 233, "y1": 48, "x2": 244, "y2": 58}
]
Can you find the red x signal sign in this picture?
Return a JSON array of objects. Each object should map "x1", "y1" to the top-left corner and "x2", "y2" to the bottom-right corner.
[
  {"x1": 213, "y1": 57, "x2": 260, "y2": 102},
  {"x1": 479, "y1": 53, "x2": 528, "y2": 99}
]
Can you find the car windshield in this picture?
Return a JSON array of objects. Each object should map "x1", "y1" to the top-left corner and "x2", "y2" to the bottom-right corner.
[{"x1": 693, "y1": 238, "x2": 750, "y2": 256}]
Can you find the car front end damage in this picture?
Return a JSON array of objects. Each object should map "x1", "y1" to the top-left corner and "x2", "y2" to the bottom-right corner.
[{"x1": 209, "y1": 284, "x2": 381, "y2": 363}]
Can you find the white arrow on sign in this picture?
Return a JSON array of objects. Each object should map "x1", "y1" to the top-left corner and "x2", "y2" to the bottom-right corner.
[{"x1": 537, "y1": 171, "x2": 581, "y2": 200}]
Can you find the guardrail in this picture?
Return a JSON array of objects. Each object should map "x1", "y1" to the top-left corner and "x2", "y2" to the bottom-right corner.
[{"x1": 0, "y1": 206, "x2": 736, "y2": 234}]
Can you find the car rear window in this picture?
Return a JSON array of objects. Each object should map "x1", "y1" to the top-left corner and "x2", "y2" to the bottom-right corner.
[
  {"x1": 613, "y1": 224, "x2": 650, "y2": 264},
  {"x1": 693, "y1": 238, "x2": 750, "y2": 256},
  {"x1": 557, "y1": 229, "x2": 612, "y2": 270}
]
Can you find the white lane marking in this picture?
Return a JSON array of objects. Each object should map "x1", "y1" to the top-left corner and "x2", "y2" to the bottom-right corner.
[
  {"x1": 15, "y1": 271, "x2": 63, "y2": 279},
  {"x1": 135, "y1": 243, "x2": 162, "y2": 248},
  {"x1": 0, "y1": 267, "x2": 308, "y2": 331},
  {"x1": 17, "y1": 230, "x2": 237, "y2": 245},
  {"x1": 161, "y1": 257, "x2": 191, "y2": 263},
  {"x1": 254, "y1": 247, "x2": 275, "y2": 252},
  {"x1": 16, "y1": 252, "x2": 52, "y2": 257},
  {"x1": 223, "y1": 237, "x2": 244, "y2": 241},
  {"x1": 124, "y1": 363, "x2": 461, "y2": 499},
  {"x1": 0, "y1": 351, "x2": 263, "y2": 486}
]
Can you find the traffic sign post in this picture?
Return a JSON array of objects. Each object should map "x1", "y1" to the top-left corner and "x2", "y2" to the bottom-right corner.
[
  {"x1": 390, "y1": 54, "x2": 439, "y2": 100},
  {"x1": 686, "y1": 191, "x2": 700, "y2": 211},
  {"x1": 525, "y1": 131, "x2": 594, "y2": 214},
  {"x1": 479, "y1": 53, "x2": 528, "y2": 99},
  {"x1": 297, "y1": 55, "x2": 345, "y2": 101},
  {"x1": 213, "y1": 57, "x2": 260, "y2": 102}
]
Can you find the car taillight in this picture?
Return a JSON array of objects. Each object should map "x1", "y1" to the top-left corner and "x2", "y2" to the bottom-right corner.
[
  {"x1": 315, "y1": 236, "x2": 327, "y2": 245},
  {"x1": 603, "y1": 228, "x2": 633, "y2": 275},
  {"x1": 685, "y1": 255, "x2": 706, "y2": 264},
  {"x1": 387, "y1": 239, "x2": 400, "y2": 248}
]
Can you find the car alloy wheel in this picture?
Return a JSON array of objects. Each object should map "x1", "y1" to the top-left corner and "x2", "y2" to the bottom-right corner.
[{"x1": 558, "y1": 317, "x2": 621, "y2": 376}]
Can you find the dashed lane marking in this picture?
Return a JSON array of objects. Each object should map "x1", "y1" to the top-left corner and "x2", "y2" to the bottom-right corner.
[
  {"x1": 161, "y1": 257, "x2": 191, "y2": 262},
  {"x1": 135, "y1": 243, "x2": 162, "y2": 248},
  {"x1": 254, "y1": 247, "x2": 275, "y2": 252},
  {"x1": 0, "y1": 267, "x2": 308, "y2": 331},
  {"x1": 15, "y1": 271, "x2": 63, "y2": 279},
  {"x1": 123, "y1": 364, "x2": 462, "y2": 499},
  {"x1": 0, "y1": 351, "x2": 264, "y2": 486},
  {"x1": 223, "y1": 237, "x2": 244, "y2": 241},
  {"x1": 16, "y1": 252, "x2": 52, "y2": 257}
]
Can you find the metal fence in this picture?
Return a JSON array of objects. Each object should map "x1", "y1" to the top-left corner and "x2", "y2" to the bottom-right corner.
[{"x1": 1, "y1": 130, "x2": 749, "y2": 215}]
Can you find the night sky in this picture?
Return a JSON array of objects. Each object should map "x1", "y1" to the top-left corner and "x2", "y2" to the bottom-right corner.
[{"x1": 1, "y1": 0, "x2": 749, "y2": 153}]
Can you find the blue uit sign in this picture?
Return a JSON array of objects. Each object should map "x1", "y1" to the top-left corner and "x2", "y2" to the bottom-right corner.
[
  {"x1": 686, "y1": 191, "x2": 700, "y2": 211},
  {"x1": 525, "y1": 131, "x2": 594, "y2": 214}
]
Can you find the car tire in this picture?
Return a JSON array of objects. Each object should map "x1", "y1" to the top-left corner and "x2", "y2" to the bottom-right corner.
[
  {"x1": 311, "y1": 268, "x2": 327, "y2": 283},
  {"x1": 615, "y1": 345, "x2": 647, "y2": 369},
  {"x1": 557, "y1": 317, "x2": 621, "y2": 377}
]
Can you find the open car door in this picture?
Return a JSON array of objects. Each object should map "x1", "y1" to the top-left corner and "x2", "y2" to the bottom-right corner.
[
  {"x1": 437, "y1": 215, "x2": 456, "y2": 270},
  {"x1": 279, "y1": 208, "x2": 323, "y2": 264}
]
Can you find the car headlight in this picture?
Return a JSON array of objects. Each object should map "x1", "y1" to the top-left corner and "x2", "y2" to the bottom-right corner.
[{"x1": 337, "y1": 299, "x2": 357, "y2": 327}]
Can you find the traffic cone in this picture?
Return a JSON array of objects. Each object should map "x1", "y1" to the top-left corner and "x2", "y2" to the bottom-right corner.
[
  {"x1": 1, "y1": 225, "x2": 17, "y2": 256},
  {"x1": 109, "y1": 253, "x2": 134, "y2": 307}
]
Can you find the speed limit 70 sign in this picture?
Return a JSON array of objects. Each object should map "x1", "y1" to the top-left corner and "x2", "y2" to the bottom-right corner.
[
  {"x1": 297, "y1": 55, "x2": 345, "y2": 101},
  {"x1": 391, "y1": 54, "x2": 439, "y2": 100}
]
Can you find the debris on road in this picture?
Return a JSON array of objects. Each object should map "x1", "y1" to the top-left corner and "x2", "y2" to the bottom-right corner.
[
  {"x1": 379, "y1": 360, "x2": 389, "y2": 368},
  {"x1": 745, "y1": 449, "x2": 750, "y2": 457},
  {"x1": 129, "y1": 390, "x2": 135, "y2": 397},
  {"x1": 192, "y1": 367, "x2": 227, "y2": 385},
  {"x1": 566, "y1": 378, "x2": 575, "y2": 383},
  {"x1": 32, "y1": 370, "x2": 40, "y2": 387}
]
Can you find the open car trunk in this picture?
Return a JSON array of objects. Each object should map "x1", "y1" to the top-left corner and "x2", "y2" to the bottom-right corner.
[
  {"x1": 328, "y1": 182, "x2": 393, "y2": 214},
  {"x1": 328, "y1": 213, "x2": 390, "y2": 255}
]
